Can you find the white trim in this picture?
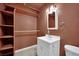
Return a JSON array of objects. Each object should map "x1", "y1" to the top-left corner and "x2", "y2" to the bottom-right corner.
[{"x1": 46, "y1": 7, "x2": 58, "y2": 30}]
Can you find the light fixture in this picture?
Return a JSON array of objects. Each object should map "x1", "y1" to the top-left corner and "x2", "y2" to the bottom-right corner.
[
  {"x1": 24, "y1": 3, "x2": 26, "y2": 6},
  {"x1": 49, "y1": 5, "x2": 54, "y2": 14},
  {"x1": 46, "y1": 4, "x2": 57, "y2": 14}
]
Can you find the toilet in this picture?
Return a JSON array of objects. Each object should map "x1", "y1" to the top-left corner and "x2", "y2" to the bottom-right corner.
[{"x1": 64, "y1": 45, "x2": 79, "y2": 56}]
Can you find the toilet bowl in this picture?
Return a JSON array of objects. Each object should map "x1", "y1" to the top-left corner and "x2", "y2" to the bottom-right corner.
[{"x1": 64, "y1": 45, "x2": 79, "y2": 56}]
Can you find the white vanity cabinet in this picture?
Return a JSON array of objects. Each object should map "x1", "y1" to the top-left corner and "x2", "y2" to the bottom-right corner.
[{"x1": 37, "y1": 35, "x2": 60, "y2": 56}]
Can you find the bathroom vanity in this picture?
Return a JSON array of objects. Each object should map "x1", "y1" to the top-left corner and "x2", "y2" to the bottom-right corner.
[{"x1": 37, "y1": 35, "x2": 60, "y2": 56}]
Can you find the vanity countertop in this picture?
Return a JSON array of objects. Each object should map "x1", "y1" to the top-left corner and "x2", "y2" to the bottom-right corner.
[{"x1": 37, "y1": 35, "x2": 60, "y2": 44}]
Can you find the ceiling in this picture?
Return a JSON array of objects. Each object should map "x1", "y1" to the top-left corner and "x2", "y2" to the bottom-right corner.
[
  {"x1": 6, "y1": 3, "x2": 52, "y2": 12},
  {"x1": 23, "y1": 3, "x2": 46, "y2": 11},
  {"x1": 25, "y1": 3, "x2": 45, "y2": 10}
]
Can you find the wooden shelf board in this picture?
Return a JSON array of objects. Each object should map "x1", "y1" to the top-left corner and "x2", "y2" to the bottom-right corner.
[
  {"x1": 16, "y1": 8, "x2": 38, "y2": 17},
  {"x1": 0, "y1": 25, "x2": 13, "y2": 27},
  {"x1": 0, "y1": 35, "x2": 13, "y2": 38},
  {"x1": 0, "y1": 10, "x2": 13, "y2": 15},
  {"x1": 15, "y1": 30, "x2": 40, "y2": 33},
  {"x1": 15, "y1": 30, "x2": 39, "y2": 37},
  {"x1": 0, "y1": 44, "x2": 13, "y2": 51}
]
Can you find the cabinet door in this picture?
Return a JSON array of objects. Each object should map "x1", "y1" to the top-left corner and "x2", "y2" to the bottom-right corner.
[
  {"x1": 51, "y1": 41, "x2": 60, "y2": 56},
  {"x1": 37, "y1": 39, "x2": 50, "y2": 56}
]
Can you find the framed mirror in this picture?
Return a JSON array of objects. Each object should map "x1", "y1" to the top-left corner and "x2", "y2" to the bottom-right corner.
[{"x1": 46, "y1": 5, "x2": 58, "y2": 30}]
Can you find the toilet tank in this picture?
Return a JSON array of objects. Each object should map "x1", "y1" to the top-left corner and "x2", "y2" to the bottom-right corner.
[{"x1": 64, "y1": 45, "x2": 79, "y2": 56}]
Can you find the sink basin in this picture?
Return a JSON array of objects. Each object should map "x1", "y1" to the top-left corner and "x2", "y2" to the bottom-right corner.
[{"x1": 37, "y1": 34, "x2": 60, "y2": 44}]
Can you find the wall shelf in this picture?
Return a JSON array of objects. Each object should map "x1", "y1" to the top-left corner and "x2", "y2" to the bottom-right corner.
[
  {"x1": 15, "y1": 30, "x2": 40, "y2": 37},
  {"x1": 15, "y1": 30, "x2": 40, "y2": 33},
  {"x1": 0, "y1": 35, "x2": 13, "y2": 39},
  {"x1": 0, "y1": 10, "x2": 13, "y2": 15},
  {"x1": 0, "y1": 25, "x2": 13, "y2": 27},
  {"x1": 0, "y1": 44, "x2": 13, "y2": 51}
]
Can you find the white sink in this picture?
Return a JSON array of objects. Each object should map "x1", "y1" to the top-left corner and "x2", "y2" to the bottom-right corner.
[
  {"x1": 37, "y1": 34, "x2": 60, "y2": 44},
  {"x1": 37, "y1": 34, "x2": 60, "y2": 56}
]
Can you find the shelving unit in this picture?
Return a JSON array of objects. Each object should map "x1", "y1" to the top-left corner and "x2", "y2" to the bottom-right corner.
[{"x1": 0, "y1": 5, "x2": 14, "y2": 56}]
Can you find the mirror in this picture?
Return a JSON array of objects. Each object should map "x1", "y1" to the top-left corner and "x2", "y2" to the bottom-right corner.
[
  {"x1": 48, "y1": 12, "x2": 55, "y2": 28},
  {"x1": 46, "y1": 5, "x2": 58, "y2": 30}
]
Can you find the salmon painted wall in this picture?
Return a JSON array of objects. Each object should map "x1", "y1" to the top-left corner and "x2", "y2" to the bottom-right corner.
[
  {"x1": 37, "y1": 3, "x2": 79, "y2": 55},
  {"x1": 15, "y1": 12, "x2": 37, "y2": 50}
]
